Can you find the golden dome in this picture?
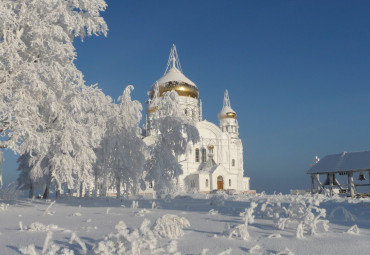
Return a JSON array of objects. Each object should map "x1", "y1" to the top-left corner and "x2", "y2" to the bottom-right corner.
[
  {"x1": 218, "y1": 106, "x2": 237, "y2": 119},
  {"x1": 149, "y1": 81, "x2": 199, "y2": 99}
]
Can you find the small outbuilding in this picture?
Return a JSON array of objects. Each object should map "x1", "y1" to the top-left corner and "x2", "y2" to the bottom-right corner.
[{"x1": 307, "y1": 151, "x2": 370, "y2": 197}]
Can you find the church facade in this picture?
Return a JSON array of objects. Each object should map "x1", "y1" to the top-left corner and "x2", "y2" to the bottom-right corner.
[{"x1": 143, "y1": 45, "x2": 250, "y2": 193}]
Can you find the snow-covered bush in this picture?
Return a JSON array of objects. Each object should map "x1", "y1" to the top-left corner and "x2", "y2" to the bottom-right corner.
[
  {"x1": 153, "y1": 214, "x2": 191, "y2": 239},
  {"x1": 209, "y1": 193, "x2": 226, "y2": 206},
  {"x1": 19, "y1": 231, "x2": 75, "y2": 255},
  {"x1": 227, "y1": 202, "x2": 257, "y2": 240},
  {"x1": 276, "y1": 198, "x2": 329, "y2": 238},
  {"x1": 94, "y1": 219, "x2": 180, "y2": 255}
]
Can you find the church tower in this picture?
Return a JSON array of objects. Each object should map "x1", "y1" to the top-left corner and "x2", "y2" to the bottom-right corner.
[
  {"x1": 218, "y1": 90, "x2": 239, "y2": 138},
  {"x1": 145, "y1": 45, "x2": 201, "y2": 135}
]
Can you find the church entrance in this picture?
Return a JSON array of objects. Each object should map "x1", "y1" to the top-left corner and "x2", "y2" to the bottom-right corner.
[{"x1": 217, "y1": 176, "x2": 224, "y2": 190}]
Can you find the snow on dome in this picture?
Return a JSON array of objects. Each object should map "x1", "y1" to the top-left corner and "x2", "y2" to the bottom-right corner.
[
  {"x1": 156, "y1": 66, "x2": 196, "y2": 87},
  {"x1": 218, "y1": 90, "x2": 237, "y2": 119}
]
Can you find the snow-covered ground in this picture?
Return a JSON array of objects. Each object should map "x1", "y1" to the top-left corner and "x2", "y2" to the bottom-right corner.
[{"x1": 1, "y1": 193, "x2": 369, "y2": 255}]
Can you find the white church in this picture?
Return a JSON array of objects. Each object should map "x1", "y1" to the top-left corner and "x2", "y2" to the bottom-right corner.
[{"x1": 143, "y1": 45, "x2": 251, "y2": 193}]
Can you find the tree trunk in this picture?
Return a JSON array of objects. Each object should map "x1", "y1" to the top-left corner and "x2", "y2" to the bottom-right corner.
[
  {"x1": 116, "y1": 179, "x2": 121, "y2": 199},
  {"x1": 56, "y1": 189, "x2": 60, "y2": 199},
  {"x1": 43, "y1": 185, "x2": 49, "y2": 199},
  {"x1": 79, "y1": 182, "x2": 83, "y2": 198},
  {"x1": 94, "y1": 175, "x2": 98, "y2": 197},
  {"x1": 29, "y1": 183, "x2": 34, "y2": 198}
]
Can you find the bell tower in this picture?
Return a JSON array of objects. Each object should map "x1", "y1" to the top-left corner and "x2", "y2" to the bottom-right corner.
[{"x1": 218, "y1": 90, "x2": 239, "y2": 138}]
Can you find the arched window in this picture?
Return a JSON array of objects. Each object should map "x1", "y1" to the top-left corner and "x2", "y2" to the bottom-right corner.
[
  {"x1": 201, "y1": 148, "x2": 207, "y2": 162},
  {"x1": 184, "y1": 109, "x2": 188, "y2": 115},
  {"x1": 232, "y1": 159, "x2": 235, "y2": 167},
  {"x1": 229, "y1": 179, "x2": 231, "y2": 186},
  {"x1": 195, "y1": 148, "x2": 200, "y2": 162},
  {"x1": 205, "y1": 179, "x2": 208, "y2": 187}
]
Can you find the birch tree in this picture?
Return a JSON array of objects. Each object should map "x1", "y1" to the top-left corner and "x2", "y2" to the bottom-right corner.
[{"x1": 0, "y1": 0, "x2": 110, "y2": 196}]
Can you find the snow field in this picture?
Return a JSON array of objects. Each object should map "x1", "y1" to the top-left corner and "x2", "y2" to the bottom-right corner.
[{"x1": 0, "y1": 193, "x2": 370, "y2": 254}]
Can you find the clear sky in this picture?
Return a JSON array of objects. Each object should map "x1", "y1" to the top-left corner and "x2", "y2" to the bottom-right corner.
[{"x1": 3, "y1": 0, "x2": 370, "y2": 194}]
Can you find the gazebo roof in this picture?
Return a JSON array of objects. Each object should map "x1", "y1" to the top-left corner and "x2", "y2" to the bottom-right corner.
[{"x1": 307, "y1": 151, "x2": 370, "y2": 174}]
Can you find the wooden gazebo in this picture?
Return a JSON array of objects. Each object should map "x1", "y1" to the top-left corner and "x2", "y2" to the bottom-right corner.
[{"x1": 307, "y1": 151, "x2": 370, "y2": 197}]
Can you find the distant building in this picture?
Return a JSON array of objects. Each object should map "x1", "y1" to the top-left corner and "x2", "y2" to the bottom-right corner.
[
  {"x1": 143, "y1": 45, "x2": 252, "y2": 193},
  {"x1": 307, "y1": 151, "x2": 370, "y2": 197}
]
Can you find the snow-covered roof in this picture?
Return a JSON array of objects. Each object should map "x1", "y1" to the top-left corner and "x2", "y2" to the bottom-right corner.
[
  {"x1": 307, "y1": 151, "x2": 370, "y2": 174},
  {"x1": 155, "y1": 66, "x2": 196, "y2": 87}
]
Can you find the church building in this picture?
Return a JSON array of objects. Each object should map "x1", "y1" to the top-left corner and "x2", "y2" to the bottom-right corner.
[{"x1": 143, "y1": 45, "x2": 251, "y2": 193}]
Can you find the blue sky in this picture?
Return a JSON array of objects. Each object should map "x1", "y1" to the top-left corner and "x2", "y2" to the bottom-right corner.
[{"x1": 3, "y1": 0, "x2": 370, "y2": 194}]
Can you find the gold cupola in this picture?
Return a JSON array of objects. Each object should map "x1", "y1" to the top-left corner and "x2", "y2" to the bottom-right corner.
[
  {"x1": 218, "y1": 90, "x2": 237, "y2": 119},
  {"x1": 149, "y1": 45, "x2": 199, "y2": 99}
]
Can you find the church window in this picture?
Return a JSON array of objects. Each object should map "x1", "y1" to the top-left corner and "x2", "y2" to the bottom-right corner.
[
  {"x1": 195, "y1": 148, "x2": 200, "y2": 162},
  {"x1": 185, "y1": 109, "x2": 188, "y2": 115},
  {"x1": 205, "y1": 179, "x2": 208, "y2": 187},
  {"x1": 201, "y1": 148, "x2": 207, "y2": 162},
  {"x1": 229, "y1": 179, "x2": 231, "y2": 186},
  {"x1": 232, "y1": 159, "x2": 235, "y2": 167},
  {"x1": 149, "y1": 182, "x2": 153, "y2": 188}
]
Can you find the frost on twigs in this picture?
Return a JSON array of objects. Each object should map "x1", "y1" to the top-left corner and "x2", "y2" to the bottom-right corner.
[
  {"x1": 153, "y1": 214, "x2": 191, "y2": 239},
  {"x1": 43, "y1": 201, "x2": 56, "y2": 216},
  {"x1": 227, "y1": 202, "x2": 257, "y2": 240},
  {"x1": 19, "y1": 231, "x2": 74, "y2": 255},
  {"x1": 346, "y1": 224, "x2": 360, "y2": 235},
  {"x1": 276, "y1": 198, "x2": 329, "y2": 238},
  {"x1": 26, "y1": 222, "x2": 58, "y2": 232},
  {"x1": 93, "y1": 219, "x2": 179, "y2": 255},
  {"x1": 69, "y1": 232, "x2": 87, "y2": 254}
]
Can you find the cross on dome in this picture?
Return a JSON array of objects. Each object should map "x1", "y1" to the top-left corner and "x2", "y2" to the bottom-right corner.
[
  {"x1": 223, "y1": 90, "x2": 231, "y2": 108},
  {"x1": 164, "y1": 44, "x2": 183, "y2": 74}
]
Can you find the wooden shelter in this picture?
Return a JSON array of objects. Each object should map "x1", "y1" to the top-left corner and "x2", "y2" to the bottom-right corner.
[{"x1": 307, "y1": 151, "x2": 370, "y2": 197}]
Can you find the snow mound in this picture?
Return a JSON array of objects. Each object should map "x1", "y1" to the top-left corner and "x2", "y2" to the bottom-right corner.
[
  {"x1": 135, "y1": 209, "x2": 151, "y2": 217},
  {"x1": 72, "y1": 212, "x2": 82, "y2": 217},
  {"x1": 153, "y1": 214, "x2": 190, "y2": 239},
  {"x1": 27, "y1": 222, "x2": 58, "y2": 232},
  {"x1": 208, "y1": 209, "x2": 218, "y2": 215}
]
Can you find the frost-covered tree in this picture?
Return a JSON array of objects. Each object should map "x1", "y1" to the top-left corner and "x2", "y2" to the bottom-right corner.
[
  {"x1": 145, "y1": 87, "x2": 199, "y2": 197},
  {"x1": 0, "y1": 0, "x2": 111, "y2": 196},
  {"x1": 95, "y1": 85, "x2": 146, "y2": 198}
]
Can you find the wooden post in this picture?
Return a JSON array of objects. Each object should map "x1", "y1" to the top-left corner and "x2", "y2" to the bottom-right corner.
[
  {"x1": 311, "y1": 174, "x2": 315, "y2": 194},
  {"x1": 329, "y1": 173, "x2": 334, "y2": 196},
  {"x1": 348, "y1": 171, "x2": 355, "y2": 197}
]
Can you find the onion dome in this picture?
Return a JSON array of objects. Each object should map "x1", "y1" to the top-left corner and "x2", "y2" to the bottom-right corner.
[
  {"x1": 149, "y1": 45, "x2": 199, "y2": 99},
  {"x1": 218, "y1": 90, "x2": 237, "y2": 119}
]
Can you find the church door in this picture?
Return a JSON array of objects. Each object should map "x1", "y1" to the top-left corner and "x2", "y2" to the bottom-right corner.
[{"x1": 217, "y1": 176, "x2": 224, "y2": 190}]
